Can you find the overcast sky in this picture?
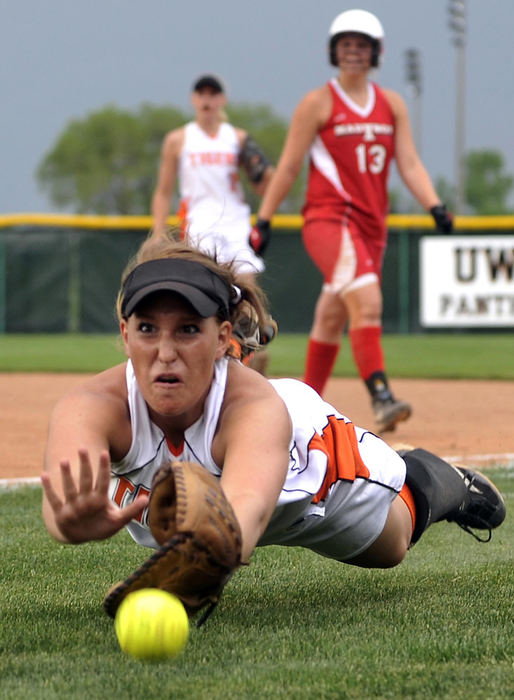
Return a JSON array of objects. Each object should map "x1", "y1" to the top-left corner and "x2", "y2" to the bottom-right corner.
[{"x1": 2, "y1": 0, "x2": 513, "y2": 213}]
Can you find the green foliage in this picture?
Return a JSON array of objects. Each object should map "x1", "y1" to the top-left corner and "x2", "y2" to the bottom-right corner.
[
  {"x1": 387, "y1": 187, "x2": 403, "y2": 213},
  {"x1": 436, "y1": 149, "x2": 514, "y2": 215},
  {"x1": 36, "y1": 102, "x2": 514, "y2": 219},
  {"x1": 1, "y1": 476, "x2": 513, "y2": 699},
  {"x1": 435, "y1": 175, "x2": 456, "y2": 213},
  {"x1": 36, "y1": 101, "x2": 301, "y2": 216},
  {"x1": 226, "y1": 103, "x2": 305, "y2": 213},
  {"x1": 464, "y1": 149, "x2": 514, "y2": 215},
  {"x1": 37, "y1": 104, "x2": 189, "y2": 214}
]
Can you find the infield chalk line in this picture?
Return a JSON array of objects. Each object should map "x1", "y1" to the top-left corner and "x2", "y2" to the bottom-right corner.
[
  {"x1": 442, "y1": 452, "x2": 514, "y2": 464},
  {"x1": 0, "y1": 476, "x2": 41, "y2": 488},
  {"x1": 2, "y1": 452, "x2": 514, "y2": 490}
]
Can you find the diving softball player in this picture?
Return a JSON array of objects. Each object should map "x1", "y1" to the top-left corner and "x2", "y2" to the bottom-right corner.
[{"x1": 42, "y1": 232, "x2": 505, "y2": 573}]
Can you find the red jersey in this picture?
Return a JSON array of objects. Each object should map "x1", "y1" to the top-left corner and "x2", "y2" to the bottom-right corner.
[{"x1": 302, "y1": 79, "x2": 395, "y2": 240}]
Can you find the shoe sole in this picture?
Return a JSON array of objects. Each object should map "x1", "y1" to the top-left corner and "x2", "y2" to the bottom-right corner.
[{"x1": 376, "y1": 405, "x2": 412, "y2": 433}]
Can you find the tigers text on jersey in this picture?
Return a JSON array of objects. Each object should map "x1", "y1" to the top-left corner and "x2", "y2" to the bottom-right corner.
[
  {"x1": 303, "y1": 79, "x2": 395, "y2": 239},
  {"x1": 110, "y1": 357, "x2": 406, "y2": 560},
  {"x1": 178, "y1": 122, "x2": 251, "y2": 238}
]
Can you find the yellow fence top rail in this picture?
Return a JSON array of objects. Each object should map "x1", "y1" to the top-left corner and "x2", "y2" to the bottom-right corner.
[{"x1": 1, "y1": 212, "x2": 514, "y2": 230}]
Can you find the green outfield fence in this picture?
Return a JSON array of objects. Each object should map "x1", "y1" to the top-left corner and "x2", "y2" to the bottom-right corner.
[{"x1": 1, "y1": 213, "x2": 514, "y2": 334}]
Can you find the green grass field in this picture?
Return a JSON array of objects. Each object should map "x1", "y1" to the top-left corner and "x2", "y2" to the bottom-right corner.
[
  {"x1": 2, "y1": 332, "x2": 514, "y2": 379},
  {"x1": 1, "y1": 478, "x2": 512, "y2": 700},
  {"x1": 2, "y1": 333, "x2": 513, "y2": 698}
]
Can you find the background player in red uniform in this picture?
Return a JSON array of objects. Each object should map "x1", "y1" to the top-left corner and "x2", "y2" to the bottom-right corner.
[{"x1": 251, "y1": 9, "x2": 453, "y2": 433}]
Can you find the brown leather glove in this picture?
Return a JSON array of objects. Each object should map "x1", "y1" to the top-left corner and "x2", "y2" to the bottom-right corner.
[{"x1": 103, "y1": 461, "x2": 243, "y2": 624}]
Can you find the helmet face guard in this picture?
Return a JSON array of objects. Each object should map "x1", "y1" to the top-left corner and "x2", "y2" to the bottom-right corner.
[
  {"x1": 329, "y1": 33, "x2": 380, "y2": 68},
  {"x1": 328, "y1": 9, "x2": 384, "y2": 68}
]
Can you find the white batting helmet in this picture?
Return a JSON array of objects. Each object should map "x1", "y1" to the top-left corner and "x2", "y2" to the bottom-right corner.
[{"x1": 328, "y1": 9, "x2": 385, "y2": 68}]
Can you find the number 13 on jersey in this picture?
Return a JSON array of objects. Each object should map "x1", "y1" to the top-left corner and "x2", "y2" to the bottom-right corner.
[{"x1": 355, "y1": 143, "x2": 386, "y2": 174}]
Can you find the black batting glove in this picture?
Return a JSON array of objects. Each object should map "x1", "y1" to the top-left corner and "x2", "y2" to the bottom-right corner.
[
  {"x1": 430, "y1": 204, "x2": 453, "y2": 234},
  {"x1": 249, "y1": 218, "x2": 271, "y2": 256}
]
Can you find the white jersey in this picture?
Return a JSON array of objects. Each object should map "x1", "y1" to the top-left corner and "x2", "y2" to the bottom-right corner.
[
  {"x1": 110, "y1": 358, "x2": 406, "y2": 560},
  {"x1": 178, "y1": 122, "x2": 263, "y2": 273}
]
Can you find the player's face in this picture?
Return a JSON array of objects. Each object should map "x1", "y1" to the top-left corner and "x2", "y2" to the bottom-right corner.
[
  {"x1": 334, "y1": 32, "x2": 373, "y2": 72},
  {"x1": 121, "y1": 292, "x2": 231, "y2": 431},
  {"x1": 191, "y1": 87, "x2": 227, "y2": 119}
]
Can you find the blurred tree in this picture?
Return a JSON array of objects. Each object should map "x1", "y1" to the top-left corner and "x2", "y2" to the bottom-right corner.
[
  {"x1": 36, "y1": 102, "x2": 305, "y2": 215},
  {"x1": 387, "y1": 188, "x2": 402, "y2": 213},
  {"x1": 434, "y1": 176, "x2": 456, "y2": 213},
  {"x1": 435, "y1": 150, "x2": 513, "y2": 216},
  {"x1": 37, "y1": 108, "x2": 514, "y2": 219},
  {"x1": 37, "y1": 104, "x2": 189, "y2": 214},
  {"x1": 464, "y1": 149, "x2": 513, "y2": 214}
]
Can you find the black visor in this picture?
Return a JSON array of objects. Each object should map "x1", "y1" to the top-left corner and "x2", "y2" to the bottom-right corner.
[{"x1": 121, "y1": 259, "x2": 232, "y2": 319}]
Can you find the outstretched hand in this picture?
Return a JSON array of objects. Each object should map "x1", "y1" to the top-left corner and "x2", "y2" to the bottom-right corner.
[{"x1": 41, "y1": 449, "x2": 148, "y2": 544}]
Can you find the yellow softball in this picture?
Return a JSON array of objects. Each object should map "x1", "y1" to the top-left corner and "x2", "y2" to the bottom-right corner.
[{"x1": 115, "y1": 589, "x2": 189, "y2": 660}]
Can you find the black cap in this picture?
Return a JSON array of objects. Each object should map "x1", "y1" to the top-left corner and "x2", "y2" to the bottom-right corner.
[
  {"x1": 192, "y1": 74, "x2": 225, "y2": 93},
  {"x1": 121, "y1": 259, "x2": 232, "y2": 319}
]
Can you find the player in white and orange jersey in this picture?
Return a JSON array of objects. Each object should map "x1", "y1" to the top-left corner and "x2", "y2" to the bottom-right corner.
[
  {"x1": 152, "y1": 74, "x2": 274, "y2": 275},
  {"x1": 254, "y1": 10, "x2": 453, "y2": 432},
  {"x1": 41, "y1": 232, "x2": 504, "y2": 599}
]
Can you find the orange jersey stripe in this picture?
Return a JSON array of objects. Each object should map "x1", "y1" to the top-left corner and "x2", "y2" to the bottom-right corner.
[
  {"x1": 177, "y1": 198, "x2": 189, "y2": 236},
  {"x1": 166, "y1": 437, "x2": 184, "y2": 457},
  {"x1": 398, "y1": 482, "x2": 416, "y2": 534},
  {"x1": 311, "y1": 415, "x2": 371, "y2": 504}
]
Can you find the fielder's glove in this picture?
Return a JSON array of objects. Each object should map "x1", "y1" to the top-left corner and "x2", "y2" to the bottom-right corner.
[
  {"x1": 430, "y1": 204, "x2": 453, "y2": 233},
  {"x1": 103, "y1": 461, "x2": 243, "y2": 625},
  {"x1": 249, "y1": 218, "x2": 271, "y2": 256}
]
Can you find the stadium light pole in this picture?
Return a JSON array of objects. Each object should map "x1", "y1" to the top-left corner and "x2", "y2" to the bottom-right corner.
[
  {"x1": 404, "y1": 49, "x2": 422, "y2": 155},
  {"x1": 448, "y1": 0, "x2": 467, "y2": 214}
]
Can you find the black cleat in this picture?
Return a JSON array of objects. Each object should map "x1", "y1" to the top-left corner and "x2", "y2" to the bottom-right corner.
[{"x1": 448, "y1": 467, "x2": 506, "y2": 542}]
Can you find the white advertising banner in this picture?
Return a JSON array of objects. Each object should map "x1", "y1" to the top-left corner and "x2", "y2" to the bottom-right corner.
[{"x1": 420, "y1": 236, "x2": 514, "y2": 327}]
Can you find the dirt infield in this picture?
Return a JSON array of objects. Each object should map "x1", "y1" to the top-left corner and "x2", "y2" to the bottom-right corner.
[{"x1": 2, "y1": 372, "x2": 514, "y2": 480}]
